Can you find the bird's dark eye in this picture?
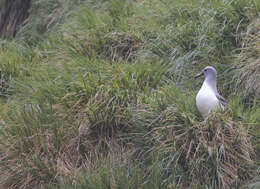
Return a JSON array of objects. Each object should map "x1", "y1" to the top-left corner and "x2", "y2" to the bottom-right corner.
[{"x1": 205, "y1": 69, "x2": 207, "y2": 72}]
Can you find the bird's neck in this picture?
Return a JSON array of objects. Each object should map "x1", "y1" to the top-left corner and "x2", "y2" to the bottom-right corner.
[{"x1": 203, "y1": 77, "x2": 217, "y2": 93}]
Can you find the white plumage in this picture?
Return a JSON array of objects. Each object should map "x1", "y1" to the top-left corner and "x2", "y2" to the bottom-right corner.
[
  {"x1": 196, "y1": 80, "x2": 219, "y2": 119},
  {"x1": 195, "y1": 66, "x2": 228, "y2": 119}
]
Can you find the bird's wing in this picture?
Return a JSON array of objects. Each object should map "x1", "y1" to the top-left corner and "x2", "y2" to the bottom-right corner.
[{"x1": 216, "y1": 93, "x2": 229, "y2": 108}]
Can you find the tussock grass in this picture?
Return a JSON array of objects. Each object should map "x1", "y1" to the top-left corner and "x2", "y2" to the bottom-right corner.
[
  {"x1": 45, "y1": 158, "x2": 167, "y2": 189},
  {"x1": 0, "y1": 41, "x2": 44, "y2": 97},
  {"x1": 0, "y1": 55, "x2": 167, "y2": 188},
  {"x1": 104, "y1": 31, "x2": 143, "y2": 62},
  {"x1": 233, "y1": 18, "x2": 260, "y2": 99},
  {"x1": 0, "y1": 0, "x2": 259, "y2": 188},
  {"x1": 134, "y1": 0, "x2": 260, "y2": 88},
  {"x1": 0, "y1": 101, "x2": 73, "y2": 188},
  {"x1": 62, "y1": 5, "x2": 143, "y2": 62},
  {"x1": 130, "y1": 86, "x2": 255, "y2": 188},
  {"x1": 16, "y1": 0, "x2": 78, "y2": 44}
]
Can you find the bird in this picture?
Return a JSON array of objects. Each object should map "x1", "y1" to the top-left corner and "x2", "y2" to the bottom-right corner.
[{"x1": 195, "y1": 66, "x2": 229, "y2": 119}]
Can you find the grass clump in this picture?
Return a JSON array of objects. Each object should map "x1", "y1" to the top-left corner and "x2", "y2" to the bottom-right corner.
[
  {"x1": 130, "y1": 86, "x2": 255, "y2": 188},
  {"x1": 45, "y1": 159, "x2": 167, "y2": 189},
  {"x1": 63, "y1": 4, "x2": 143, "y2": 62},
  {"x1": 104, "y1": 31, "x2": 143, "y2": 62},
  {"x1": 134, "y1": 0, "x2": 260, "y2": 88},
  {"x1": 0, "y1": 101, "x2": 73, "y2": 188},
  {"x1": 16, "y1": 0, "x2": 79, "y2": 44},
  {"x1": 232, "y1": 18, "x2": 260, "y2": 99},
  {"x1": 0, "y1": 41, "x2": 44, "y2": 97},
  {"x1": 0, "y1": 53, "x2": 167, "y2": 188}
]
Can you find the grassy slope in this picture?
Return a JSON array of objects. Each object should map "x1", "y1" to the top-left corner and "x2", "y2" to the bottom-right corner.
[{"x1": 0, "y1": 0, "x2": 259, "y2": 188}]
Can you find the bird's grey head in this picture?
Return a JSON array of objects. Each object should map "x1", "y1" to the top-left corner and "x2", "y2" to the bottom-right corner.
[{"x1": 195, "y1": 66, "x2": 217, "y2": 80}]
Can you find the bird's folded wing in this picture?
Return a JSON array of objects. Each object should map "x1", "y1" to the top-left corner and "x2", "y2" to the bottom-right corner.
[{"x1": 216, "y1": 93, "x2": 229, "y2": 107}]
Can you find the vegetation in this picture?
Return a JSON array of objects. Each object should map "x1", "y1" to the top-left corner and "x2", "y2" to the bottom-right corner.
[
  {"x1": 0, "y1": 0, "x2": 31, "y2": 38},
  {"x1": 0, "y1": 0, "x2": 259, "y2": 188}
]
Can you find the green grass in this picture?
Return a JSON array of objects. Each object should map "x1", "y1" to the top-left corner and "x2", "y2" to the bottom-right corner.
[
  {"x1": 0, "y1": 0, "x2": 259, "y2": 188},
  {"x1": 44, "y1": 159, "x2": 166, "y2": 189}
]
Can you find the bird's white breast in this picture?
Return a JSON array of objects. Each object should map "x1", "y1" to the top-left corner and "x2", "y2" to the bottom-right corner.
[{"x1": 196, "y1": 82, "x2": 219, "y2": 119}]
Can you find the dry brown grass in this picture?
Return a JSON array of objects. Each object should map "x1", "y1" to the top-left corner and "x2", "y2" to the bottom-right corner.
[
  {"x1": 137, "y1": 104, "x2": 255, "y2": 188},
  {"x1": 56, "y1": 125, "x2": 133, "y2": 184},
  {"x1": 52, "y1": 104, "x2": 134, "y2": 183},
  {"x1": 104, "y1": 31, "x2": 143, "y2": 62}
]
